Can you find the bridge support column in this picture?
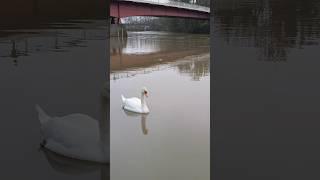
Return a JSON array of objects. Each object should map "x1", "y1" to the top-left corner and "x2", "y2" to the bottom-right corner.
[
  {"x1": 110, "y1": 24, "x2": 128, "y2": 38},
  {"x1": 110, "y1": 17, "x2": 121, "y2": 25},
  {"x1": 111, "y1": 17, "x2": 116, "y2": 24}
]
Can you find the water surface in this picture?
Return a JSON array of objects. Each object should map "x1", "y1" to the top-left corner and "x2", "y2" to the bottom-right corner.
[
  {"x1": 0, "y1": 19, "x2": 109, "y2": 180},
  {"x1": 213, "y1": 0, "x2": 320, "y2": 179},
  {"x1": 110, "y1": 32, "x2": 210, "y2": 180}
]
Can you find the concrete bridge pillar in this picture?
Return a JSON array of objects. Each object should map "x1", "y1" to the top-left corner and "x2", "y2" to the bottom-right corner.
[
  {"x1": 110, "y1": 24, "x2": 128, "y2": 38},
  {"x1": 111, "y1": 17, "x2": 116, "y2": 24},
  {"x1": 110, "y1": 17, "x2": 121, "y2": 24}
]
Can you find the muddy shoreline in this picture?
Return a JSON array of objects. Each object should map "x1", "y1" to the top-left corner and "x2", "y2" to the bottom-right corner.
[{"x1": 111, "y1": 47, "x2": 209, "y2": 71}]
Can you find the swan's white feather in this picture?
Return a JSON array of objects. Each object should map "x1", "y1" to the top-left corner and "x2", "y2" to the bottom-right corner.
[
  {"x1": 36, "y1": 106, "x2": 109, "y2": 163},
  {"x1": 123, "y1": 97, "x2": 142, "y2": 112},
  {"x1": 121, "y1": 96, "x2": 149, "y2": 114},
  {"x1": 36, "y1": 104, "x2": 50, "y2": 124}
]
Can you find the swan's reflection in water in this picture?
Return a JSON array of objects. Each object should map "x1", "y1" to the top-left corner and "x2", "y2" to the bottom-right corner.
[
  {"x1": 38, "y1": 95, "x2": 109, "y2": 179},
  {"x1": 123, "y1": 110, "x2": 149, "y2": 135},
  {"x1": 141, "y1": 115, "x2": 148, "y2": 135},
  {"x1": 41, "y1": 148, "x2": 109, "y2": 180}
]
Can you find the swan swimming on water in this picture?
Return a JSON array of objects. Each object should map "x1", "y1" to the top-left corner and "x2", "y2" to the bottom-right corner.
[
  {"x1": 121, "y1": 87, "x2": 150, "y2": 114},
  {"x1": 36, "y1": 104, "x2": 109, "y2": 163}
]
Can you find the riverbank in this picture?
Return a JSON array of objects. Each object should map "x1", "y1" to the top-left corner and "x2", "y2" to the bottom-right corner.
[{"x1": 111, "y1": 48, "x2": 209, "y2": 71}]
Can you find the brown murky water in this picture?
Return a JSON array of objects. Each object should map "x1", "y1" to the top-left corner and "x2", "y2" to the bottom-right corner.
[{"x1": 110, "y1": 31, "x2": 210, "y2": 180}]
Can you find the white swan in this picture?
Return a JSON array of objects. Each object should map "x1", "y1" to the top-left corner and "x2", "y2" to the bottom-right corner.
[
  {"x1": 121, "y1": 87, "x2": 150, "y2": 114},
  {"x1": 36, "y1": 105, "x2": 109, "y2": 163}
]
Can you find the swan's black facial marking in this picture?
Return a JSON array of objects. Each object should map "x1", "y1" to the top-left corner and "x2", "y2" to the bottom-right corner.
[{"x1": 40, "y1": 139, "x2": 47, "y2": 147}]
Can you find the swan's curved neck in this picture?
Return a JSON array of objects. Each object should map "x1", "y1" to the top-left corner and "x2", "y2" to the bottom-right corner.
[{"x1": 141, "y1": 92, "x2": 147, "y2": 107}]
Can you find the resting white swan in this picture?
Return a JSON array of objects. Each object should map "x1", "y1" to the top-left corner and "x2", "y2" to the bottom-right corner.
[
  {"x1": 121, "y1": 87, "x2": 150, "y2": 114},
  {"x1": 36, "y1": 105, "x2": 109, "y2": 163}
]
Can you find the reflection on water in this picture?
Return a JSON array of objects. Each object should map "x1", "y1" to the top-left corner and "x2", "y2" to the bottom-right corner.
[
  {"x1": 0, "y1": 19, "x2": 108, "y2": 180},
  {"x1": 123, "y1": 110, "x2": 149, "y2": 135},
  {"x1": 111, "y1": 32, "x2": 210, "y2": 180},
  {"x1": 176, "y1": 54, "x2": 210, "y2": 81},
  {"x1": 122, "y1": 32, "x2": 161, "y2": 55},
  {"x1": 214, "y1": 0, "x2": 320, "y2": 61},
  {"x1": 213, "y1": 0, "x2": 320, "y2": 179},
  {"x1": 0, "y1": 20, "x2": 106, "y2": 61},
  {"x1": 111, "y1": 31, "x2": 209, "y2": 72},
  {"x1": 111, "y1": 54, "x2": 209, "y2": 81},
  {"x1": 111, "y1": 31, "x2": 209, "y2": 56},
  {"x1": 36, "y1": 92, "x2": 109, "y2": 164},
  {"x1": 41, "y1": 148, "x2": 109, "y2": 179}
]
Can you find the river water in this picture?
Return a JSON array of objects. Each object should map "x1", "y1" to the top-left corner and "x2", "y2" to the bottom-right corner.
[
  {"x1": 2, "y1": 0, "x2": 320, "y2": 179},
  {"x1": 213, "y1": 0, "x2": 320, "y2": 179},
  {"x1": 110, "y1": 32, "x2": 210, "y2": 180},
  {"x1": 0, "y1": 19, "x2": 109, "y2": 180}
]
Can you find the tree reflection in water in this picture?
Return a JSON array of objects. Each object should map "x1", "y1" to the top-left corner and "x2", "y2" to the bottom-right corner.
[{"x1": 214, "y1": 0, "x2": 320, "y2": 61}]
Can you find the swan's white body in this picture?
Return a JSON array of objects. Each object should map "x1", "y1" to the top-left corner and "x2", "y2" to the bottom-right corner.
[
  {"x1": 121, "y1": 87, "x2": 150, "y2": 114},
  {"x1": 36, "y1": 105, "x2": 109, "y2": 163}
]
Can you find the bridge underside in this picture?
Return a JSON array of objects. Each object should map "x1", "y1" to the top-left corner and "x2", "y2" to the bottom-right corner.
[{"x1": 110, "y1": 1, "x2": 209, "y2": 20}]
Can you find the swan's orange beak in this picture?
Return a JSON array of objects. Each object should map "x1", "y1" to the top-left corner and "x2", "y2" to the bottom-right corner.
[{"x1": 144, "y1": 91, "x2": 148, "y2": 97}]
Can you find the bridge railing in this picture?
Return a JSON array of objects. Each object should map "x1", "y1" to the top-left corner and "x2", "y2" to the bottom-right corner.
[{"x1": 119, "y1": 0, "x2": 210, "y2": 13}]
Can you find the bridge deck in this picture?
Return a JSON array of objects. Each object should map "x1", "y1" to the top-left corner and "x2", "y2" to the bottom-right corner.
[{"x1": 119, "y1": 0, "x2": 210, "y2": 13}]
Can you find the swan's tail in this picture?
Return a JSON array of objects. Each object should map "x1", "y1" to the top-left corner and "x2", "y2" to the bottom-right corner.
[
  {"x1": 35, "y1": 104, "x2": 51, "y2": 125},
  {"x1": 121, "y1": 95, "x2": 126, "y2": 103}
]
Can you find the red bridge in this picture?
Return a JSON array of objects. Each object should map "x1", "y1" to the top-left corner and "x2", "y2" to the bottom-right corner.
[{"x1": 110, "y1": 0, "x2": 210, "y2": 23}]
